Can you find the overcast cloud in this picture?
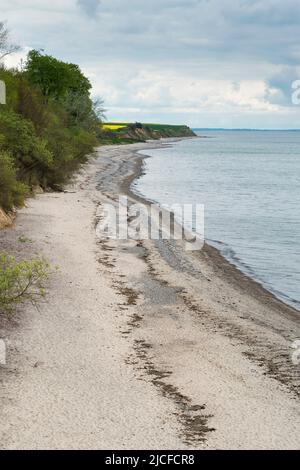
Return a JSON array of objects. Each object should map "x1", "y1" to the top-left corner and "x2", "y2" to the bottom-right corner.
[{"x1": 2, "y1": 0, "x2": 300, "y2": 128}]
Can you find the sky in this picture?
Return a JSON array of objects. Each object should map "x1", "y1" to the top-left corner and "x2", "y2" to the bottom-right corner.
[{"x1": 1, "y1": 0, "x2": 300, "y2": 128}]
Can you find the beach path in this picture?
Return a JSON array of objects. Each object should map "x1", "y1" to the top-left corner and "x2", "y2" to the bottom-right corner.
[{"x1": 0, "y1": 143, "x2": 299, "y2": 450}]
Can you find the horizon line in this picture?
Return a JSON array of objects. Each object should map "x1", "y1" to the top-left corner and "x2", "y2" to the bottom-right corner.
[{"x1": 192, "y1": 127, "x2": 300, "y2": 131}]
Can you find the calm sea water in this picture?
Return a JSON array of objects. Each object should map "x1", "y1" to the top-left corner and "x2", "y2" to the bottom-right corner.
[{"x1": 133, "y1": 130, "x2": 300, "y2": 311}]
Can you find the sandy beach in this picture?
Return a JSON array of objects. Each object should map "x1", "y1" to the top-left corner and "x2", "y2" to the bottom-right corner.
[{"x1": 0, "y1": 139, "x2": 299, "y2": 450}]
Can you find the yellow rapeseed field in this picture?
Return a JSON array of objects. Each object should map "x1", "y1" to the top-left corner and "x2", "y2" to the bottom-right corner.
[{"x1": 102, "y1": 124, "x2": 127, "y2": 131}]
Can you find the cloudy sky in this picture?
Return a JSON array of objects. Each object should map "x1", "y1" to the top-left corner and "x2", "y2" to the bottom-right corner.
[{"x1": 2, "y1": 0, "x2": 300, "y2": 128}]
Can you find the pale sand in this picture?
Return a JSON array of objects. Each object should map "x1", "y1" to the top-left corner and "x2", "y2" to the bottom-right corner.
[{"x1": 0, "y1": 140, "x2": 299, "y2": 450}]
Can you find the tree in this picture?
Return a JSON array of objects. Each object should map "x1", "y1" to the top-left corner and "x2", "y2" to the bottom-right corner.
[
  {"x1": 25, "y1": 50, "x2": 104, "y2": 131},
  {"x1": 25, "y1": 50, "x2": 92, "y2": 100},
  {"x1": 0, "y1": 22, "x2": 20, "y2": 61},
  {"x1": 93, "y1": 98, "x2": 106, "y2": 122}
]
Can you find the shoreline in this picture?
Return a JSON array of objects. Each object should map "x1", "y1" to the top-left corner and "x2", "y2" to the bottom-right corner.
[
  {"x1": 126, "y1": 141, "x2": 300, "y2": 320},
  {"x1": 0, "y1": 139, "x2": 299, "y2": 449}
]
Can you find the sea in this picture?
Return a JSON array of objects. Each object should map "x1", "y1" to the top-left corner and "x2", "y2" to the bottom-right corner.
[{"x1": 132, "y1": 130, "x2": 300, "y2": 311}]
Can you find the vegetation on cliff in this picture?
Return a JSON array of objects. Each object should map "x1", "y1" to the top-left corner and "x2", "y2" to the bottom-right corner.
[
  {"x1": 100, "y1": 122, "x2": 196, "y2": 144},
  {"x1": 0, "y1": 37, "x2": 103, "y2": 212}
]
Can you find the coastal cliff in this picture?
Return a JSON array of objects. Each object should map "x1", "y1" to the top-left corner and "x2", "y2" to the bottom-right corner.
[
  {"x1": 100, "y1": 122, "x2": 196, "y2": 144},
  {"x1": 0, "y1": 123, "x2": 195, "y2": 226}
]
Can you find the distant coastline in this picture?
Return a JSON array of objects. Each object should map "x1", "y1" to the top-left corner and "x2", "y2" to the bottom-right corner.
[
  {"x1": 100, "y1": 122, "x2": 196, "y2": 144},
  {"x1": 193, "y1": 128, "x2": 300, "y2": 131}
]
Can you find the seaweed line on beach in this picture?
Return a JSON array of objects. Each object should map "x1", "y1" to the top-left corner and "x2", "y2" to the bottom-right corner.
[
  {"x1": 127, "y1": 339, "x2": 215, "y2": 446},
  {"x1": 139, "y1": 238, "x2": 300, "y2": 398}
]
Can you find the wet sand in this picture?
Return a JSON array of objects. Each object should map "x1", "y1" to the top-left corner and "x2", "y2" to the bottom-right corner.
[{"x1": 0, "y1": 139, "x2": 299, "y2": 449}]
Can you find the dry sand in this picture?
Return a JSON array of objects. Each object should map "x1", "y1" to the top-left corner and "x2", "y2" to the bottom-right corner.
[{"x1": 0, "y1": 140, "x2": 299, "y2": 450}]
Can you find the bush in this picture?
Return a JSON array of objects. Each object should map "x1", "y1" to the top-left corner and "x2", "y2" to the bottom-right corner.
[
  {"x1": 0, "y1": 151, "x2": 28, "y2": 211},
  {"x1": 0, "y1": 253, "x2": 50, "y2": 314},
  {"x1": 0, "y1": 108, "x2": 54, "y2": 182},
  {"x1": 0, "y1": 49, "x2": 102, "y2": 211}
]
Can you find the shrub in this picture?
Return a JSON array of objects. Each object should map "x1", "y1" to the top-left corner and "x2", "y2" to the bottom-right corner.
[
  {"x1": 0, "y1": 108, "x2": 54, "y2": 178},
  {"x1": 0, "y1": 253, "x2": 50, "y2": 314},
  {"x1": 0, "y1": 151, "x2": 28, "y2": 211},
  {"x1": 17, "y1": 78, "x2": 51, "y2": 134}
]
